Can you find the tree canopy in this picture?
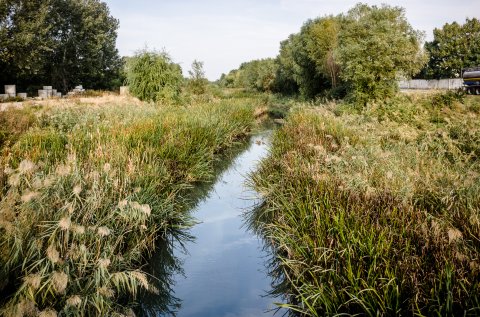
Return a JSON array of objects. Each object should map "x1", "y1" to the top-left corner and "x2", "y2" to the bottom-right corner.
[
  {"x1": 0, "y1": 0, "x2": 122, "y2": 93},
  {"x1": 125, "y1": 49, "x2": 183, "y2": 103},
  {"x1": 222, "y1": 3, "x2": 426, "y2": 104},
  {"x1": 338, "y1": 4, "x2": 426, "y2": 104},
  {"x1": 423, "y1": 18, "x2": 480, "y2": 78}
]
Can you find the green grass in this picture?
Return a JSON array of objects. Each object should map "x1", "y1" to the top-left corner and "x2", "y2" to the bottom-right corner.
[
  {"x1": 248, "y1": 92, "x2": 480, "y2": 316},
  {"x1": 0, "y1": 93, "x2": 261, "y2": 316}
]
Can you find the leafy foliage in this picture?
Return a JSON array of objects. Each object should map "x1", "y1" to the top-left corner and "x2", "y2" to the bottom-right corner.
[
  {"x1": 125, "y1": 49, "x2": 183, "y2": 103},
  {"x1": 337, "y1": 4, "x2": 427, "y2": 104},
  {"x1": 0, "y1": 0, "x2": 122, "y2": 93},
  {"x1": 423, "y1": 18, "x2": 480, "y2": 78},
  {"x1": 187, "y1": 60, "x2": 208, "y2": 95}
]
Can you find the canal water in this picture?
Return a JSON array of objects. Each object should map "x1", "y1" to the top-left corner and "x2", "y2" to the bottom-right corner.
[{"x1": 140, "y1": 131, "x2": 280, "y2": 317}]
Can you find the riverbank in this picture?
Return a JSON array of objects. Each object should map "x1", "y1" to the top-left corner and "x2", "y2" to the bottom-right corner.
[
  {"x1": 249, "y1": 92, "x2": 480, "y2": 316},
  {"x1": 0, "y1": 92, "x2": 263, "y2": 316}
]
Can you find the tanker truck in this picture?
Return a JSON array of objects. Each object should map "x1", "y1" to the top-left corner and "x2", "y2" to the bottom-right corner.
[{"x1": 463, "y1": 67, "x2": 480, "y2": 95}]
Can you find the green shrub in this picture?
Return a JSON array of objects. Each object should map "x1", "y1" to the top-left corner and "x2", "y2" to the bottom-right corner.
[
  {"x1": 431, "y1": 89, "x2": 465, "y2": 108},
  {"x1": 126, "y1": 49, "x2": 183, "y2": 103}
]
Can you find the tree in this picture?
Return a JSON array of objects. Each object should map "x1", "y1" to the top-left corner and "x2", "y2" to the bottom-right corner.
[
  {"x1": 303, "y1": 16, "x2": 341, "y2": 88},
  {"x1": 0, "y1": 0, "x2": 122, "y2": 93},
  {"x1": 126, "y1": 49, "x2": 183, "y2": 103},
  {"x1": 337, "y1": 4, "x2": 426, "y2": 104},
  {"x1": 188, "y1": 60, "x2": 208, "y2": 94},
  {"x1": 0, "y1": 0, "x2": 54, "y2": 88},
  {"x1": 423, "y1": 18, "x2": 480, "y2": 78}
]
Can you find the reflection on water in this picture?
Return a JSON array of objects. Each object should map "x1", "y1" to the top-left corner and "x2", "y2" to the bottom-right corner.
[{"x1": 139, "y1": 131, "x2": 281, "y2": 317}]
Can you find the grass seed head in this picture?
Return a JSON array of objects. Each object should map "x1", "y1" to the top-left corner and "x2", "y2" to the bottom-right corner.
[
  {"x1": 21, "y1": 190, "x2": 39, "y2": 203},
  {"x1": 24, "y1": 274, "x2": 42, "y2": 290},
  {"x1": 73, "y1": 184, "x2": 82, "y2": 195},
  {"x1": 52, "y1": 271, "x2": 68, "y2": 294},
  {"x1": 18, "y1": 159, "x2": 36, "y2": 174},
  {"x1": 97, "y1": 226, "x2": 111, "y2": 237},
  {"x1": 38, "y1": 309, "x2": 57, "y2": 317},
  {"x1": 58, "y1": 217, "x2": 71, "y2": 231},
  {"x1": 47, "y1": 244, "x2": 60, "y2": 263},
  {"x1": 65, "y1": 295, "x2": 82, "y2": 308}
]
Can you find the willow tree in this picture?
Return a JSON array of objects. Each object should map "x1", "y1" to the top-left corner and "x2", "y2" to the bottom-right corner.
[{"x1": 126, "y1": 49, "x2": 183, "y2": 103}]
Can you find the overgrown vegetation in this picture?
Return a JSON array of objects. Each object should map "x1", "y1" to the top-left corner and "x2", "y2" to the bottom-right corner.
[
  {"x1": 0, "y1": 93, "x2": 260, "y2": 316},
  {"x1": 248, "y1": 92, "x2": 480, "y2": 316}
]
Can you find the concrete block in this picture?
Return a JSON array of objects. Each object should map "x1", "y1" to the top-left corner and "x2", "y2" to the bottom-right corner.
[
  {"x1": 0, "y1": 94, "x2": 8, "y2": 101},
  {"x1": 43, "y1": 86, "x2": 53, "y2": 90},
  {"x1": 5, "y1": 85, "x2": 16, "y2": 96},
  {"x1": 52, "y1": 89, "x2": 57, "y2": 95},
  {"x1": 38, "y1": 90, "x2": 48, "y2": 99},
  {"x1": 17, "y1": 93, "x2": 27, "y2": 100},
  {"x1": 56, "y1": 92, "x2": 62, "y2": 97},
  {"x1": 120, "y1": 86, "x2": 129, "y2": 96}
]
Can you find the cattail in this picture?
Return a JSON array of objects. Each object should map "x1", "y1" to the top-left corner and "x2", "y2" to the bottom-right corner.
[
  {"x1": 18, "y1": 159, "x2": 36, "y2": 174},
  {"x1": 97, "y1": 226, "x2": 111, "y2": 237},
  {"x1": 47, "y1": 245, "x2": 60, "y2": 263},
  {"x1": 52, "y1": 271, "x2": 68, "y2": 294},
  {"x1": 65, "y1": 295, "x2": 82, "y2": 308}
]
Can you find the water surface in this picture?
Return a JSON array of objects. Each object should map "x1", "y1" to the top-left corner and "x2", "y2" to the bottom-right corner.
[{"x1": 141, "y1": 131, "x2": 279, "y2": 317}]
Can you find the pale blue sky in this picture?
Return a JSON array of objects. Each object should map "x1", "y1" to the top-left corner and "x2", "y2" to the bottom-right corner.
[{"x1": 104, "y1": 0, "x2": 480, "y2": 80}]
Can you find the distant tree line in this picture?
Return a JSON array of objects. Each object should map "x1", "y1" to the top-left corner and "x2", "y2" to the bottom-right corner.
[
  {"x1": 220, "y1": 3, "x2": 480, "y2": 104},
  {"x1": 0, "y1": 0, "x2": 123, "y2": 94}
]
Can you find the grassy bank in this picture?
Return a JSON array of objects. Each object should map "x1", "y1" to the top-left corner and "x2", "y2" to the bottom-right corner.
[
  {"x1": 0, "y1": 93, "x2": 261, "y2": 316},
  {"x1": 249, "y1": 92, "x2": 480, "y2": 316}
]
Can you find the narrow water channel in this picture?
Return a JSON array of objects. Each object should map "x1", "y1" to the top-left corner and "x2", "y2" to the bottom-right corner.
[{"x1": 140, "y1": 131, "x2": 279, "y2": 317}]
